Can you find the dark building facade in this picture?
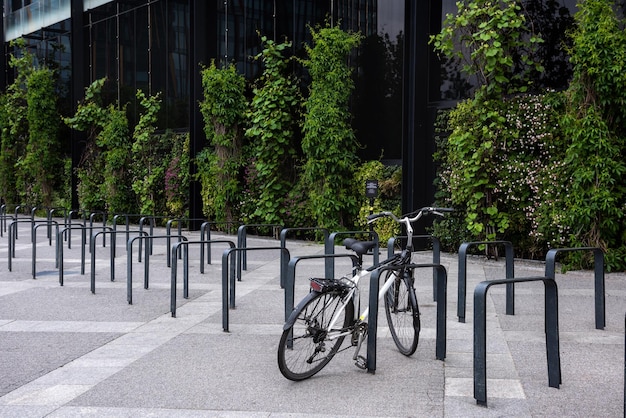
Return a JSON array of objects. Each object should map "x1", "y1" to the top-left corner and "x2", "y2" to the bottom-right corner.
[{"x1": 0, "y1": 0, "x2": 582, "y2": 222}]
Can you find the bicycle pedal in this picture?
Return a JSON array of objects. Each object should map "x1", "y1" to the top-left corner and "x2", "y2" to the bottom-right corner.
[{"x1": 355, "y1": 355, "x2": 367, "y2": 370}]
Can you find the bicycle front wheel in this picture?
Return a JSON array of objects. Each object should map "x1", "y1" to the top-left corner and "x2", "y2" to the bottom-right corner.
[
  {"x1": 384, "y1": 270, "x2": 420, "y2": 355},
  {"x1": 278, "y1": 291, "x2": 354, "y2": 381}
]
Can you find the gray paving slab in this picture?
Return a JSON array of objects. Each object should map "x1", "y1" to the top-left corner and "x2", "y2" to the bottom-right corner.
[
  {"x1": 0, "y1": 220, "x2": 624, "y2": 417},
  {"x1": 0, "y1": 332, "x2": 120, "y2": 397}
]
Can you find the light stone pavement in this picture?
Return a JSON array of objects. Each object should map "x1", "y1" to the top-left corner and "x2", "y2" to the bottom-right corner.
[{"x1": 0, "y1": 220, "x2": 624, "y2": 417}]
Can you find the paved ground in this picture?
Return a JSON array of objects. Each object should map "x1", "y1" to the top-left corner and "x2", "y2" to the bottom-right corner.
[{"x1": 0, "y1": 220, "x2": 624, "y2": 417}]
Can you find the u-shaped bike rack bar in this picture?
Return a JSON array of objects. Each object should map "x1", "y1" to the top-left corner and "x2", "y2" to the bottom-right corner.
[
  {"x1": 366, "y1": 263, "x2": 448, "y2": 374},
  {"x1": 458, "y1": 241, "x2": 515, "y2": 323},
  {"x1": 7, "y1": 219, "x2": 56, "y2": 270},
  {"x1": 199, "y1": 221, "x2": 238, "y2": 265},
  {"x1": 169, "y1": 239, "x2": 236, "y2": 317},
  {"x1": 32, "y1": 221, "x2": 59, "y2": 279},
  {"x1": 221, "y1": 246, "x2": 290, "y2": 331},
  {"x1": 237, "y1": 224, "x2": 283, "y2": 273},
  {"x1": 165, "y1": 218, "x2": 207, "y2": 266},
  {"x1": 278, "y1": 227, "x2": 330, "y2": 288},
  {"x1": 126, "y1": 232, "x2": 166, "y2": 304},
  {"x1": 545, "y1": 247, "x2": 605, "y2": 330},
  {"x1": 90, "y1": 228, "x2": 116, "y2": 293},
  {"x1": 474, "y1": 276, "x2": 560, "y2": 406},
  {"x1": 111, "y1": 213, "x2": 151, "y2": 258},
  {"x1": 57, "y1": 225, "x2": 90, "y2": 285}
]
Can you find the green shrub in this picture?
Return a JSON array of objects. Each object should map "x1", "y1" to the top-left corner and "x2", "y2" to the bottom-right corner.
[
  {"x1": 64, "y1": 78, "x2": 134, "y2": 213},
  {"x1": 1, "y1": 40, "x2": 33, "y2": 205},
  {"x1": 243, "y1": 36, "x2": 301, "y2": 226},
  {"x1": 559, "y1": 0, "x2": 626, "y2": 271},
  {"x1": 433, "y1": 91, "x2": 568, "y2": 257},
  {"x1": 131, "y1": 90, "x2": 164, "y2": 215},
  {"x1": 165, "y1": 132, "x2": 190, "y2": 218},
  {"x1": 21, "y1": 67, "x2": 62, "y2": 207},
  {"x1": 431, "y1": 0, "x2": 545, "y2": 255},
  {"x1": 197, "y1": 61, "x2": 247, "y2": 224},
  {"x1": 300, "y1": 22, "x2": 362, "y2": 231}
]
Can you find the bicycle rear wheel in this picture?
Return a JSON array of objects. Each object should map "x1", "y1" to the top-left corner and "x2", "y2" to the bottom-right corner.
[
  {"x1": 278, "y1": 290, "x2": 354, "y2": 381},
  {"x1": 384, "y1": 269, "x2": 420, "y2": 355}
]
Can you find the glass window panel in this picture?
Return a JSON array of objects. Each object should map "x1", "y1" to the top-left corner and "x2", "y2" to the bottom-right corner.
[
  {"x1": 150, "y1": 0, "x2": 189, "y2": 129},
  {"x1": 89, "y1": 14, "x2": 118, "y2": 102}
]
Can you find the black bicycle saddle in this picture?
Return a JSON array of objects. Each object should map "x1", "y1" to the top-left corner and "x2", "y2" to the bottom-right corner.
[{"x1": 343, "y1": 238, "x2": 377, "y2": 256}]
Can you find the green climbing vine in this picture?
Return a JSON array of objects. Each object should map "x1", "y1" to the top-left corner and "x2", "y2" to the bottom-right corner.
[
  {"x1": 131, "y1": 90, "x2": 163, "y2": 215},
  {"x1": 431, "y1": 0, "x2": 543, "y2": 243},
  {"x1": 559, "y1": 0, "x2": 626, "y2": 270},
  {"x1": 197, "y1": 61, "x2": 247, "y2": 224},
  {"x1": 243, "y1": 36, "x2": 301, "y2": 225},
  {"x1": 21, "y1": 67, "x2": 62, "y2": 207},
  {"x1": 64, "y1": 78, "x2": 133, "y2": 213},
  {"x1": 300, "y1": 22, "x2": 362, "y2": 230}
]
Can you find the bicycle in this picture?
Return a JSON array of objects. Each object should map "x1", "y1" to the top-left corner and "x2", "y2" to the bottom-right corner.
[{"x1": 277, "y1": 206, "x2": 452, "y2": 381}]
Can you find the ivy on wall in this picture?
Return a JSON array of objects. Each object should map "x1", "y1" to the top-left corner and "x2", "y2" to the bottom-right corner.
[
  {"x1": 243, "y1": 36, "x2": 301, "y2": 226},
  {"x1": 431, "y1": 0, "x2": 544, "y2": 246},
  {"x1": 22, "y1": 67, "x2": 62, "y2": 207},
  {"x1": 197, "y1": 61, "x2": 247, "y2": 224},
  {"x1": 132, "y1": 90, "x2": 163, "y2": 215},
  {"x1": 0, "y1": 40, "x2": 64, "y2": 208},
  {"x1": 431, "y1": 0, "x2": 626, "y2": 270},
  {"x1": 559, "y1": 0, "x2": 626, "y2": 270},
  {"x1": 300, "y1": 22, "x2": 362, "y2": 231}
]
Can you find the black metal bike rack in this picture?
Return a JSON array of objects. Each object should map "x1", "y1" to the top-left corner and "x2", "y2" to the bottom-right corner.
[
  {"x1": 545, "y1": 247, "x2": 605, "y2": 330},
  {"x1": 137, "y1": 215, "x2": 170, "y2": 259},
  {"x1": 89, "y1": 211, "x2": 108, "y2": 249},
  {"x1": 0, "y1": 204, "x2": 7, "y2": 235},
  {"x1": 473, "y1": 276, "x2": 560, "y2": 406},
  {"x1": 165, "y1": 218, "x2": 207, "y2": 266},
  {"x1": 110, "y1": 213, "x2": 152, "y2": 258},
  {"x1": 237, "y1": 223, "x2": 283, "y2": 274},
  {"x1": 388, "y1": 235, "x2": 442, "y2": 301},
  {"x1": 126, "y1": 232, "x2": 174, "y2": 304},
  {"x1": 65, "y1": 209, "x2": 90, "y2": 247},
  {"x1": 458, "y1": 241, "x2": 515, "y2": 323},
  {"x1": 366, "y1": 263, "x2": 448, "y2": 374},
  {"x1": 5, "y1": 205, "x2": 34, "y2": 241},
  {"x1": 221, "y1": 246, "x2": 290, "y2": 331},
  {"x1": 31, "y1": 221, "x2": 59, "y2": 279},
  {"x1": 278, "y1": 227, "x2": 329, "y2": 288},
  {"x1": 46, "y1": 207, "x2": 67, "y2": 241},
  {"x1": 7, "y1": 219, "x2": 55, "y2": 270},
  {"x1": 169, "y1": 239, "x2": 236, "y2": 316},
  {"x1": 89, "y1": 228, "x2": 116, "y2": 293},
  {"x1": 0, "y1": 204, "x2": 14, "y2": 237},
  {"x1": 199, "y1": 221, "x2": 238, "y2": 265},
  {"x1": 11, "y1": 205, "x2": 36, "y2": 240},
  {"x1": 57, "y1": 225, "x2": 90, "y2": 285}
]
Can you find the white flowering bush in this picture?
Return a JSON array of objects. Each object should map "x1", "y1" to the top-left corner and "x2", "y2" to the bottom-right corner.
[
  {"x1": 433, "y1": 91, "x2": 569, "y2": 258},
  {"x1": 496, "y1": 91, "x2": 569, "y2": 256}
]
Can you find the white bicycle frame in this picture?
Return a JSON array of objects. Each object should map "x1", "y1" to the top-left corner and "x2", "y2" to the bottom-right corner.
[{"x1": 322, "y1": 266, "x2": 399, "y2": 341}]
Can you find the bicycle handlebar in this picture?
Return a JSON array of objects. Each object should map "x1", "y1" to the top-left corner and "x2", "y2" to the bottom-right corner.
[{"x1": 367, "y1": 207, "x2": 454, "y2": 225}]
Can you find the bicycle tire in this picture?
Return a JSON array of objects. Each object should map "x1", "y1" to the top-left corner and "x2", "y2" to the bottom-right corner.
[
  {"x1": 278, "y1": 290, "x2": 354, "y2": 381},
  {"x1": 384, "y1": 269, "x2": 420, "y2": 355}
]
